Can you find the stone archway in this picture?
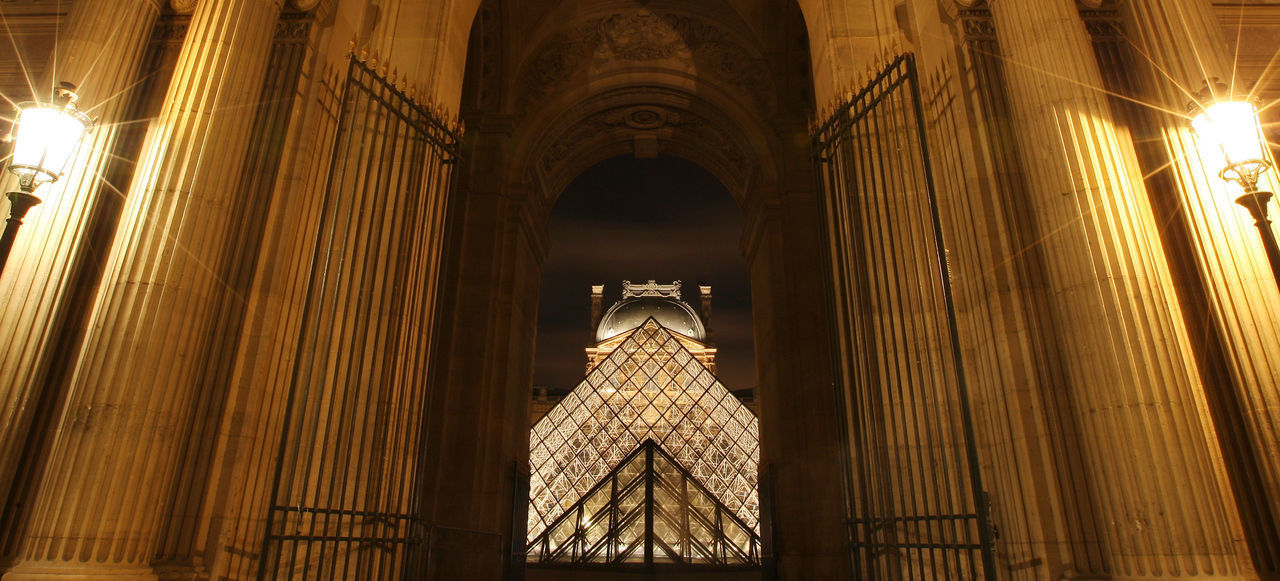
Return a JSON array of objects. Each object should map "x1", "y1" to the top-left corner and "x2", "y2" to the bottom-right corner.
[{"x1": 415, "y1": 0, "x2": 850, "y2": 578}]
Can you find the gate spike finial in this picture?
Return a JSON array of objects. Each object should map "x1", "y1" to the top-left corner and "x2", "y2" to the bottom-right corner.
[
  {"x1": 359, "y1": 45, "x2": 369, "y2": 63},
  {"x1": 348, "y1": 34, "x2": 358, "y2": 56}
]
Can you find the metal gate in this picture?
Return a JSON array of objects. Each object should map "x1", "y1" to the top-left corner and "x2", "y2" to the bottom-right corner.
[
  {"x1": 259, "y1": 51, "x2": 461, "y2": 580},
  {"x1": 812, "y1": 53, "x2": 996, "y2": 580}
]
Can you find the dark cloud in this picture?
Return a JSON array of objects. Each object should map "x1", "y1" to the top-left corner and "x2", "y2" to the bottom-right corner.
[{"x1": 535, "y1": 155, "x2": 755, "y2": 392}]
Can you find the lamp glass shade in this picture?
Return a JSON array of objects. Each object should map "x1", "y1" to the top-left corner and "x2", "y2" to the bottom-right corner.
[
  {"x1": 1191, "y1": 101, "x2": 1272, "y2": 185},
  {"x1": 8, "y1": 105, "x2": 91, "y2": 187}
]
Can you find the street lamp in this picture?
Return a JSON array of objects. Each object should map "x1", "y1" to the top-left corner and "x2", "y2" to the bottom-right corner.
[
  {"x1": 0, "y1": 82, "x2": 93, "y2": 275},
  {"x1": 1190, "y1": 95, "x2": 1280, "y2": 293}
]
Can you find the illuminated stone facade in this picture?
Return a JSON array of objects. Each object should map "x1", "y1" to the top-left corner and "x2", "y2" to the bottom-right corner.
[{"x1": 0, "y1": 1, "x2": 1275, "y2": 580}]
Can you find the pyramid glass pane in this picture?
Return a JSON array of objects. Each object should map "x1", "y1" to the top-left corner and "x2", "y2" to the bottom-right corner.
[{"x1": 527, "y1": 319, "x2": 759, "y2": 541}]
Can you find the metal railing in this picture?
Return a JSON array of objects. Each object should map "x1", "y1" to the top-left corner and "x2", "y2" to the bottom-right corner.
[
  {"x1": 812, "y1": 53, "x2": 996, "y2": 580},
  {"x1": 258, "y1": 52, "x2": 461, "y2": 580}
]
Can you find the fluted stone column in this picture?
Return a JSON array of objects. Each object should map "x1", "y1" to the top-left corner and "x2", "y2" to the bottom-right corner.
[
  {"x1": 3, "y1": 0, "x2": 283, "y2": 577},
  {"x1": 0, "y1": 0, "x2": 160, "y2": 520},
  {"x1": 989, "y1": 0, "x2": 1246, "y2": 577},
  {"x1": 1121, "y1": 2, "x2": 1280, "y2": 575}
]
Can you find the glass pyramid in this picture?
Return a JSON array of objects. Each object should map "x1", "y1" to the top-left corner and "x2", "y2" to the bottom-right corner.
[
  {"x1": 527, "y1": 318, "x2": 760, "y2": 543},
  {"x1": 527, "y1": 440, "x2": 760, "y2": 565}
]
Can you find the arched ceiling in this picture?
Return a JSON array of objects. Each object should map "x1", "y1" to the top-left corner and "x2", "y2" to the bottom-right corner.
[{"x1": 461, "y1": 0, "x2": 814, "y2": 206}]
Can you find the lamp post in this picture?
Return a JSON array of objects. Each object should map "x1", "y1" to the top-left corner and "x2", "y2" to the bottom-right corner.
[
  {"x1": 0, "y1": 82, "x2": 93, "y2": 276},
  {"x1": 1190, "y1": 95, "x2": 1280, "y2": 293}
]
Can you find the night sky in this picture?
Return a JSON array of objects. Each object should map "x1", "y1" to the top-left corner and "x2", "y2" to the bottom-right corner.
[{"x1": 534, "y1": 155, "x2": 755, "y2": 393}]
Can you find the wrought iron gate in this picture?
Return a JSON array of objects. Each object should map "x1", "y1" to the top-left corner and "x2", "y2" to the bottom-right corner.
[
  {"x1": 812, "y1": 53, "x2": 996, "y2": 580},
  {"x1": 259, "y1": 52, "x2": 461, "y2": 580}
]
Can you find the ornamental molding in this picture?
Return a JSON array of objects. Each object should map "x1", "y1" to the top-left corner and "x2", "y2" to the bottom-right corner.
[
  {"x1": 515, "y1": 9, "x2": 773, "y2": 114},
  {"x1": 953, "y1": 0, "x2": 1120, "y2": 40},
  {"x1": 603, "y1": 11, "x2": 684, "y2": 60},
  {"x1": 152, "y1": 16, "x2": 189, "y2": 44},
  {"x1": 1080, "y1": 8, "x2": 1123, "y2": 39},
  {"x1": 533, "y1": 101, "x2": 751, "y2": 193},
  {"x1": 152, "y1": 12, "x2": 312, "y2": 45},
  {"x1": 622, "y1": 280, "x2": 683, "y2": 300},
  {"x1": 959, "y1": 8, "x2": 995, "y2": 41},
  {"x1": 276, "y1": 11, "x2": 314, "y2": 41}
]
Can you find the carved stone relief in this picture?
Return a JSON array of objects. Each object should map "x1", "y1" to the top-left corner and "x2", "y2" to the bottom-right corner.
[
  {"x1": 532, "y1": 99, "x2": 752, "y2": 196},
  {"x1": 515, "y1": 9, "x2": 773, "y2": 114},
  {"x1": 603, "y1": 11, "x2": 683, "y2": 60}
]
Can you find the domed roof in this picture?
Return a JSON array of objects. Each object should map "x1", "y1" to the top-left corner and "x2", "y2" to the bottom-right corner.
[{"x1": 596, "y1": 296, "x2": 705, "y2": 342}]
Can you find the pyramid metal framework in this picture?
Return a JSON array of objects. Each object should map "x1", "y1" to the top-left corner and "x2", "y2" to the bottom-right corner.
[
  {"x1": 527, "y1": 440, "x2": 760, "y2": 565},
  {"x1": 527, "y1": 318, "x2": 760, "y2": 543}
]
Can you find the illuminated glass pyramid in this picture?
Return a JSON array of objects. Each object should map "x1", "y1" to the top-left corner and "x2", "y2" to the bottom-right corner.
[
  {"x1": 527, "y1": 440, "x2": 759, "y2": 564},
  {"x1": 526, "y1": 318, "x2": 760, "y2": 545}
]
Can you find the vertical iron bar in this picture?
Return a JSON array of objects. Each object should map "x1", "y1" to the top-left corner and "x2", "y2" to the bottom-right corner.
[
  {"x1": 645, "y1": 443, "x2": 655, "y2": 565},
  {"x1": 867, "y1": 69, "x2": 920, "y2": 581},
  {"x1": 851, "y1": 87, "x2": 888, "y2": 578},
  {"x1": 259, "y1": 53, "x2": 359, "y2": 581},
  {"x1": 610, "y1": 469, "x2": 618, "y2": 562},
  {"x1": 819, "y1": 98, "x2": 865, "y2": 578},
  {"x1": 327, "y1": 71, "x2": 391, "y2": 581},
  {"x1": 816, "y1": 113, "x2": 857, "y2": 575},
  {"x1": 681, "y1": 468, "x2": 690, "y2": 561},
  {"x1": 260, "y1": 54, "x2": 460, "y2": 580},
  {"x1": 905, "y1": 54, "x2": 997, "y2": 580},
  {"x1": 406, "y1": 119, "x2": 460, "y2": 579},
  {"x1": 889, "y1": 68, "x2": 948, "y2": 581},
  {"x1": 873, "y1": 71, "x2": 924, "y2": 580}
]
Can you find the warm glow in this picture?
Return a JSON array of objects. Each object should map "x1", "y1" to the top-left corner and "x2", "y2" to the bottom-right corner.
[
  {"x1": 1191, "y1": 101, "x2": 1272, "y2": 186},
  {"x1": 527, "y1": 320, "x2": 760, "y2": 544},
  {"x1": 8, "y1": 103, "x2": 91, "y2": 189}
]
